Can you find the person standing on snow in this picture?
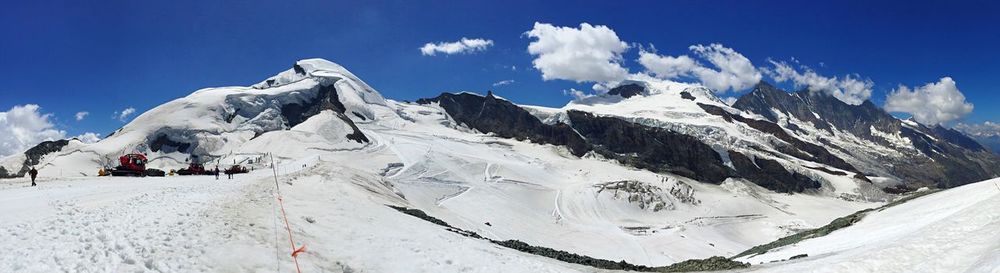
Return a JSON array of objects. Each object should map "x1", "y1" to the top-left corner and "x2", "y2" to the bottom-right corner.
[
  {"x1": 214, "y1": 166, "x2": 220, "y2": 180},
  {"x1": 29, "y1": 167, "x2": 38, "y2": 187}
]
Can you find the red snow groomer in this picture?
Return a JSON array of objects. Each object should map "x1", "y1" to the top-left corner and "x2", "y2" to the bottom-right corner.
[
  {"x1": 110, "y1": 153, "x2": 166, "y2": 177},
  {"x1": 224, "y1": 165, "x2": 249, "y2": 175},
  {"x1": 177, "y1": 156, "x2": 208, "y2": 175}
]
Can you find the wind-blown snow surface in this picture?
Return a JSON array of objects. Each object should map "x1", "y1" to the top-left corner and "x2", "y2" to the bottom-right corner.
[
  {"x1": 739, "y1": 178, "x2": 1000, "y2": 273},
  {"x1": 2, "y1": 59, "x2": 992, "y2": 272}
]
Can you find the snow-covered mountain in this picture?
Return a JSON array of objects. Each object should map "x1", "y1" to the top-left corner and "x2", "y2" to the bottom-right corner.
[
  {"x1": 3, "y1": 59, "x2": 395, "y2": 177},
  {"x1": 733, "y1": 82, "x2": 1000, "y2": 188},
  {"x1": 2, "y1": 58, "x2": 998, "y2": 272}
]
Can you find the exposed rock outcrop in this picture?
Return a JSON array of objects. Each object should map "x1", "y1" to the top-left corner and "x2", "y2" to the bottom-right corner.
[
  {"x1": 419, "y1": 91, "x2": 829, "y2": 192},
  {"x1": 566, "y1": 110, "x2": 732, "y2": 183},
  {"x1": 0, "y1": 139, "x2": 71, "y2": 178},
  {"x1": 698, "y1": 103, "x2": 857, "y2": 172},
  {"x1": 607, "y1": 83, "x2": 645, "y2": 98},
  {"x1": 417, "y1": 92, "x2": 589, "y2": 156},
  {"x1": 728, "y1": 151, "x2": 821, "y2": 193},
  {"x1": 733, "y1": 81, "x2": 1000, "y2": 188},
  {"x1": 280, "y1": 83, "x2": 369, "y2": 143}
]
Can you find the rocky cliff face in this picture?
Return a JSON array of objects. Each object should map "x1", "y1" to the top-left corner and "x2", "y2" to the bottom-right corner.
[
  {"x1": 417, "y1": 92, "x2": 589, "y2": 156},
  {"x1": 279, "y1": 82, "x2": 369, "y2": 143},
  {"x1": 0, "y1": 139, "x2": 71, "y2": 178},
  {"x1": 566, "y1": 110, "x2": 732, "y2": 184},
  {"x1": 606, "y1": 83, "x2": 645, "y2": 98},
  {"x1": 420, "y1": 91, "x2": 832, "y2": 193},
  {"x1": 733, "y1": 81, "x2": 900, "y2": 141},
  {"x1": 733, "y1": 81, "x2": 1000, "y2": 188},
  {"x1": 421, "y1": 79, "x2": 999, "y2": 192}
]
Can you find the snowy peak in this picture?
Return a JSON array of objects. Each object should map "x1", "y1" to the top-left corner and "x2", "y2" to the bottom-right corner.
[
  {"x1": 606, "y1": 82, "x2": 647, "y2": 98},
  {"x1": 733, "y1": 81, "x2": 1000, "y2": 188},
  {"x1": 27, "y1": 58, "x2": 402, "y2": 176}
]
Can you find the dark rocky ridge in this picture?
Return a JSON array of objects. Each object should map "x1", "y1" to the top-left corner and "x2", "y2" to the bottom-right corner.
[
  {"x1": 417, "y1": 92, "x2": 590, "y2": 156},
  {"x1": 733, "y1": 81, "x2": 1000, "y2": 188},
  {"x1": 566, "y1": 110, "x2": 732, "y2": 184},
  {"x1": 728, "y1": 151, "x2": 821, "y2": 193},
  {"x1": 24, "y1": 139, "x2": 70, "y2": 166},
  {"x1": 931, "y1": 126, "x2": 985, "y2": 151},
  {"x1": 606, "y1": 83, "x2": 645, "y2": 98},
  {"x1": 733, "y1": 81, "x2": 900, "y2": 139},
  {"x1": 1, "y1": 139, "x2": 71, "y2": 178},
  {"x1": 419, "y1": 92, "x2": 826, "y2": 192},
  {"x1": 969, "y1": 134, "x2": 1000, "y2": 155},
  {"x1": 279, "y1": 83, "x2": 369, "y2": 143},
  {"x1": 680, "y1": 91, "x2": 696, "y2": 101},
  {"x1": 150, "y1": 134, "x2": 192, "y2": 153},
  {"x1": 698, "y1": 103, "x2": 858, "y2": 173}
]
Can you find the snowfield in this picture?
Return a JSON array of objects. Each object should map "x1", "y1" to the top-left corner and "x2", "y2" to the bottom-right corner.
[
  {"x1": 2, "y1": 142, "x2": 997, "y2": 272},
  {"x1": 2, "y1": 59, "x2": 997, "y2": 273},
  {"x1": 0, "y1": 163, "x2": 603, "y2": 273},
  {"x1": 739, "y1": 178, "x2": 1000, "y2": 273}
]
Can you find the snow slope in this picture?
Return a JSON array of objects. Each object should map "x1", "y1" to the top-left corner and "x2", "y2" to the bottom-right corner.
[
  {"x1": 370, "y1": 103, "x2": 879, "y2": 265},
  {"x1": 33, "y1": 59, "x2": 393, "y2": 177},
  {"x1": 738, "y1": 178, "x2": 1000, "y2": 273},
  {"x1": 5, "y1": 58, "x2": 990, "y2": 272},
  {"x1": 0, "y1": 160, "x2": 604, "y2": 273}
]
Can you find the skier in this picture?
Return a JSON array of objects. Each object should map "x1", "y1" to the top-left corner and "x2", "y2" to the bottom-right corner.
[
  {"x1": 227, "y1": 169, "x2": 233, "y2": 180},
  {"x1": 29, "y1": 167, "x2": 38, "y2": 187},
  {"x1": 214, "y1": 166, "x2": 220, "y2": 180}
]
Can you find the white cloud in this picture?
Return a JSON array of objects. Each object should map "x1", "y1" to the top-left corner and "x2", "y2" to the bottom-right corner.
[
  {"x1": 637, "y1": 43, "x2": 761, "y2": 93},
  {"x1": 885, "y1": 77, "x2": 973, "y2": 125},
  {"x1": 763, "y1": 59, "x2": 874, "y2": 105},
  {"x1": 73, "y1": 132, "x2": 101, "y2": 143},
  {"x1": 955, "y1": 121, "x2": 1000, "y2": 137},
  {"x1": 75, "y1": 111, "x2": 89, "y2": 121},
  {"x1": 638, "y1": 52, "x2": 698, "y2": 79},
  {"x1": 492, "y1": 80, "x2": 515, "y2": 87},
  {"x1": 420, "y1": 38, "x2": 494, "y2": 56},
  {"x1": 721, "y1": 97, "x2": 739, "y2": 106},
  {"x1": 563, "y1": 88, "x2": 594, "y2": 100},
  {"x1": 0, "y1": 104, "x2": 67, "y2": 157},
  {"x1": 114, "y1": 107, "x2": 136, "y2": 122},
  {"x1": 525, "y1": 22, "x2": 630, "y2": 83}
]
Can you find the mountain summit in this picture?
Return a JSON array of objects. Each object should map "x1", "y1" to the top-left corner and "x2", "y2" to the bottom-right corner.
[{"x1": 734, "y1": 81, "x2": 999, "y2": 188}]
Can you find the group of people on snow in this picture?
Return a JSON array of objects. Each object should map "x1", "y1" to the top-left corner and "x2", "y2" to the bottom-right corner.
[{"x1": 25, "y1": 162, "x2": 245, "y2": 187}]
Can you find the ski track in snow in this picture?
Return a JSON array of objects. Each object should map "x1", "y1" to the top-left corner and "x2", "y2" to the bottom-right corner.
[{"x1": 0, "y1": 175, "x2": 275, "y2": 272}]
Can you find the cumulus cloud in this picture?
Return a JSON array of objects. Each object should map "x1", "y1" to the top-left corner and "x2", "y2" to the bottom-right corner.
[
  {"x1": 73, "y1": 132, "x2": 101, "y2": 143},
  {"x1": 0, "y1": 104, "x2": 67, "y2": 157},
  {"x1": 525, "y1": 22, "x2": 630, "y2": 83},
  {"x1": 955, "y1": 121, "x2": 1000, "y2": 137},
  {"x1": 763, "y1": 59, "x2": 874, "y2": 105},
  {"x1": 721, "y1": 97, "x2": 739, "y2": 106},
  {"x1": 885, "y1": 77, "x2": 973, "y2": 125},
  {"x1": 563, "y1": 88, "x2": 594, "y2": 100},
  {"x1": 638, "y1": 52, "x2": 698, "y2": 79},
  {"x1": 114, "y1": 107, "x2": 136, "y2": 122},
  {"x1": 75, "y1": 111, "x2": 89, "y2": 121},
  {"x1": 637, "y1": 43, "x2": 761, "y2": 93},
  {"x1": 492, "y1": 80, "x2": 515, "y2": 87},
  {"x1": 420, "y1": 38, "x2": 494, "y2": 56}
]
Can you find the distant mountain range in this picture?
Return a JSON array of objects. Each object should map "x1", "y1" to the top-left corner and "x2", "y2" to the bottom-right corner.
[{"x1": 4, "y1": 60, "x2": 998, "y2": 193}]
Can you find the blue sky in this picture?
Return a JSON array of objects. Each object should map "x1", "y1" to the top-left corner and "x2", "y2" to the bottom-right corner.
[{"x1": 2, "y1": 0, "x2": 999, "y2": 141}]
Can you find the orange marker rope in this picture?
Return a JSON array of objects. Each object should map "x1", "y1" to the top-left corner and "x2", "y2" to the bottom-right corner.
[{"x1": 272, "y1": 154, "x2": 305, "y2": 273}]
